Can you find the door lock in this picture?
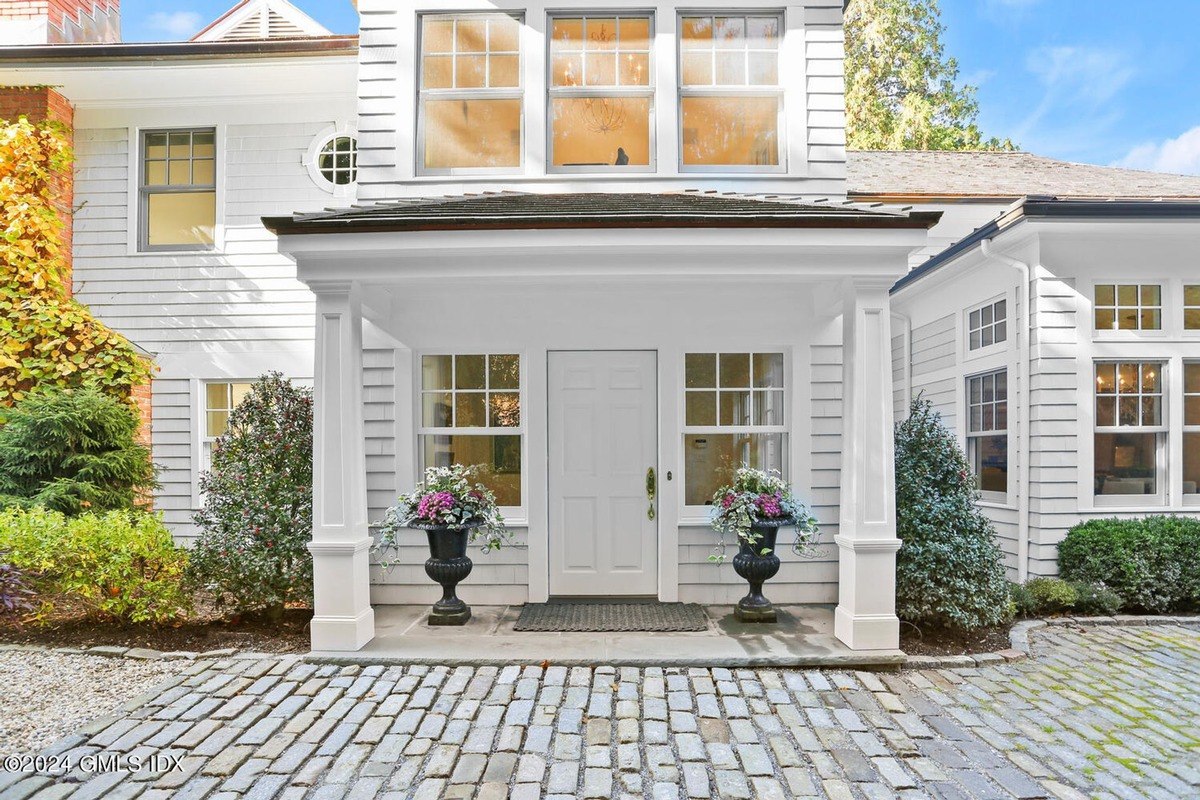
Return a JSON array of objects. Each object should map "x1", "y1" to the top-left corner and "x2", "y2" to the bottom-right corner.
[{"x1": 646, "y1": 467, "x2": 657, "y2": 521}]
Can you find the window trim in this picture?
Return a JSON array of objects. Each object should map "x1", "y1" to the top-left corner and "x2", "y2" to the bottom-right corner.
[
  {"x1": 137, "y1": 126, "x2": 219, "y2": 253},
  {"x1": 1093, "y1": 360, "x2": 1168, "y2": 507},
  {"x1": 680, "y1": 350, "x2": 791, "y2": 515},
  {"x1": 1184, "y1": 284, "x2": 1200, "y2": 334},
  {"x1": 193, "y1": 378, "x2": 255, "y2": 507},
  {"x1": 414, "y1": 351, "x2": 527, "y2": 519},
  {"x1": 1184, "y1": 361, "x2": 1200, "y2": 502},
  {"x1": 1091, "y1": 280, "x2": 1166, "y2": 337},
  {"x1": 965, "y1": 368, "x2": 1009, "y2": 504},
  {"x1": 675, "y1": 11, "x2": 786, "y2": 174},
  {"x1": 415, "y1": 11, "x2": 526, "y2": 177},
  {"x1": 545, "y1": 12, "x2": 657, "y2": 175},
  {"x1": 306, "y1": 123, "x2": 358, "y2": 196}
]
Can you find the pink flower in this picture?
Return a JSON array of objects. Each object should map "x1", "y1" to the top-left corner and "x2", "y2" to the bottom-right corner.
[
  {"x1": 755, "y1": 492, "x2": 783, "y2": 518},
  {"x1": 417, "y1": 491, "x2": 457, "y2": 520},
  {"x1": 721, "y1": 493, "x2": 736, "y2": 509}
]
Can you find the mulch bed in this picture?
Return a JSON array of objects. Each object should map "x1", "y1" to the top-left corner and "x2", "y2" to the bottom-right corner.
[
  {"x1": 0, "y1": 604, "x2": 311, "y2": 654},
  {"x1": 900, "y1": 622, "x2": 1012, "y2": 657}
]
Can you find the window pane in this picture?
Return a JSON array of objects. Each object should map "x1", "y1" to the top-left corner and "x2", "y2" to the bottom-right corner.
[
  {"x1": 489, "y1": 354, "x2": 520, "y2": 390},
  {"x1": 681, "y1": 52, "x2": 712, "y2": 85},
  {"x1": 972, "y1": 434, "x2": 1007, "y2": 494},
  {"x1": 1186, "y1": 285, "x2": 1200, "y2": 305},
  {"x1": 1186, "y1": 309, "x2": 1200, "y2": 330},
  {"x1": 424, "y1": 98, "x2": 522, "y2": 170},
  {"x1": 1140, "y1": 308, "x2": 1161, "y2": 330},
  {"x1": 551, "y1": 17, "x2": 583, "y2": 50},
  {"x1": 753, "y1": 390, "x2": 785, "y2": 426},
  {"x1": 456, "y1": 355, "x2": 486, "y2": 389},
  {"x1": 168, "y1": 132, "x2": 191, "y2": 158},
  {"x1": 457, "y1": 55, "x2": 487, "y2": 88},
  {"x1": 584, "y1": 18, "x2": 617, "y2": 50},
  {"x1": 1187, "y1": 363, "x2": 1200, "y2": 394},
  {"x1": 490, "y1": 54, "x2": 521, "y2": 87},
  {"x1": 681, "y1": 17, "x2": 713, "y2": 48},
  {"x1": 423, "y1": 18, "x2": 454, "y2": 52},
  {"x1": 168, "y1": 160, "x2": 191, "y2": 185},
  {"x1": 1117, "y1": 284, "x2": 1137, "y2": 305},
  {"x1": 550, "y1": 96, "x2": 651, "y2": 168},
  {"x1": 145, "y1": 133, "x2": 168, "y2": 159},
  {"x1": 1094, "y1": 308, "x2": 1115, "y2": 330},
  {"x1": 1140, "y1": 396, "x2": 1160, "y2": 426},
  {"x1": 146, "y1": 192, "x2": 215, "y2": 247},
  {"x1": 145, "y1": 160, "x2": 167, "y2": 185},
  {"x1": 686, "y1": 391, "x2": 716, "y2": 426},
  {"x1": 713, "y1": 17, "x2": 745, "y2": 46},
  {"x1": 489, "y1": 16, "x2": 520, "y2": 52},
  {"x1": 552, "y1": 53, "x2": 583, "y2": 87},
  {"x1": 1118, "y1": 363, "x2": 1138, "y2": 392},
  {"x1": 423, "y1": 434, "x2": 521, "y2": 506},
  {"x1": 1140, "y1": 284, "x2": 1161, "y2": 305},
  {"x1": 619, "y1": 17, "x2": 651, "y2": 50},
  {"x1": 719, "y1": 390, "x2": 751, "y2": 425},
  {"x1": 683, "y1": 433, "x2": 785, "y2": 505},
  {"x1": 685, "y1": 353, "x2": 716, "y2": 388},
  {"x1": 489, "y1": 392, "x2": 520, "y2": 427},
  {"x1": 1186, "y1": 398, "x2": 1200, "y2": 426},
  {"x1": 192, "y1": 131, "x2": 215, "y2": 157},
  {"x1": 746, "y1": 16, "x2": 780, "y2": 47},
  {"x1": 752, "y1": 353, "x2": 784, "y2": 388},
  {"x1": 231, "y1": 383, "x2": 252, "y2": 408},
  {"x1": 423, "y1": 392, "x2": 452, "y2": 427},
  {"x1": 719, "y1": 353, "x2": 750, "y2": 387},
  {"x1": 681, "y1": 96, "x2": 778, "y2": 166},
  {"x1": 206, "y1": 410, "x2": 230, "y2": 438},
  {"x1": 747, "y1": 52, "x2": 778, "y2": 85},
  {"x1": 455, "y1": 392, "x2": 486, "y2": 427},
  {"x1": 1095, "y1": 363, "x2": 1116, "y2": 394},
  {"x1": 1095, "y1": 432, "x2": 1157, "y2": 496},
  {"x1": 619, "y1": 52, "x2": 651, "y2": 86},
  {"x1": 1140, "y1": 363, "x2": 1160, "y2": 393},
  {"x1": 192, "y1": 159, "x2": 215, "y2": 186},
  {"x1": 995, "y1": 299, "x2": 1006, "y2": 321},
  {"x1": 206, "y1": 383, "x2": 229, "y2": 410},
  {"x1": 969, "y1": 330, "x2": 982, "y2": 350},
  {"x1": 456, "y1": 18, "x2": 486, "y2": 52},
  {"x1": 715, "y1": 51, "x2": 746, "y2": 85},
  {"x1": 1186, "y1": 433, "x2": 1200, "y2": 495},
  {"x1": 1095, "y1": 396, "x2": 1115, "y2": 427},
  {"x1": 584, "y1": 52, "x2": 617, "y2": 85},
  {"x1": 995, "y1": 320, "x2": 1007, "y2": 344},
  {"x1": 423, "y1": 55, "x2": 453, "y2": 88},
  {"x1": 423, "y1": 355, "x2": 453, "y2": 390},
  {"x1": 1095, "y1": 284, "x2": 1115, "y2": 306}
]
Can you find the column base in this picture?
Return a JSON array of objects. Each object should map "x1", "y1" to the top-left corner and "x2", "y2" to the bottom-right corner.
[
  {"x1": 310, "y1": 607, "x2": 376, "y2": 652},
  {"x1": 834, "y1": 606, "x2": 900, "y2": 651}
]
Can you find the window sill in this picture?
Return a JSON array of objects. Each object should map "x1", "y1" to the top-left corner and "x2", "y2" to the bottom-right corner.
[{"x1": 976, "y1": 500, "x2": 1014, "y2": 510}]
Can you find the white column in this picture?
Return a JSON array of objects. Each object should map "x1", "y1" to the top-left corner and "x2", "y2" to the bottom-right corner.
[
  {"x1": 309, "y1": 281, "x2": 375, "y2": 651},
  {"x1": 834, "y1": 280, "x2": 901, "y2": 650}
]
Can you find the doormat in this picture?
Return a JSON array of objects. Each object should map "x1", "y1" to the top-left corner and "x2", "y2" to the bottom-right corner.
[{"x1": 513, "y1": 603, "x2": 709, "y2": 632}]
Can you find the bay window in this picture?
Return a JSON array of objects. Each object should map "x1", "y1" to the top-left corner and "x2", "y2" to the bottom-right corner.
[
  {"x1": 1094, "y1": 361, "x2": 1164, "y2": 499},
  {"x1": 420, "y1": 354, "x2": 522, "y2": 507},
  {"x1": 966, "y1": 370, "x2": 1008, "y2": 499},
  {"x1": 419, "y1": 13, "x2": 523, "y2": 173},
  {"x1": 549, "y1": 14, "x2": 653, "y2": 170},
  {"x1": 1186, "y1": 363, "x2": 1200, "y2": 497},
  {"x1": 678, "y1": 14, "x2": 783, "y2": 169},
  {"x1": 683, "y1": 352, "x2": 787, "y2": 506}
]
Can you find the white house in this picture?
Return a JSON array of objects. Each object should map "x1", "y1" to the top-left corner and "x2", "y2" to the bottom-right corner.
[{"x1": 3, "y1": 0, "x2": 1197, "y2": 654}]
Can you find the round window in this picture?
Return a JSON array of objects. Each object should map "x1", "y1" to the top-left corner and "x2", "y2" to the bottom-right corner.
[{"x1": 317, "y1": 136, "x2": 358, "y2": 186}]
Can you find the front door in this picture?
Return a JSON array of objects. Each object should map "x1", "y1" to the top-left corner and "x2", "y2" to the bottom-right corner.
[{"x1": 548, "y1": 350, "x2": 658, "y2": 596}]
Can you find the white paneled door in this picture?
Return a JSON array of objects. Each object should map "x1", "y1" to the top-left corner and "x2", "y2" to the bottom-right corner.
[{"x1": 548, "y1": 351, "x2": 658, "y2": 596}]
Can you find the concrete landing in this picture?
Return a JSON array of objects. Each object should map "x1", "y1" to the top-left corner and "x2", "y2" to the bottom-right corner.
[{"x1": 309, "y1": 604, "x2": 905, "y2": 669}]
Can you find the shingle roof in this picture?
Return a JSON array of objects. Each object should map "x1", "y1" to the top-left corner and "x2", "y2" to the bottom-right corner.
[
  {"x1": 264, "y1": 191, "x2": 942, "y2": 235},
  {"x1": 848, "y1": 150, "x2": 1200, "y2": 200}
]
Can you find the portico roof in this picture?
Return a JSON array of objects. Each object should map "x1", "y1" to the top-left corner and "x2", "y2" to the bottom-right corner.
[{"x1": 263, "y1": 191, "x2": 943, "y2": 235}]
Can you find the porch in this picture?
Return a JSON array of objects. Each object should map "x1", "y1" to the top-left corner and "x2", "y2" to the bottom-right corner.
[
  {"x1": 308, "y1": 604, "x2": 905, "y2": 668},
  {"x1": 265, "y1": 192, "x2": 941, "y2": 655}
]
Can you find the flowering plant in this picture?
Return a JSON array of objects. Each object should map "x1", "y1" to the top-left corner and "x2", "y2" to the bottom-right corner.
[
  {"x1": 708, "y1": 468, "x2": 819, "y2": 562},
  {"x1": 376, "y1": 465, "x2": 510, "y2": 560}
]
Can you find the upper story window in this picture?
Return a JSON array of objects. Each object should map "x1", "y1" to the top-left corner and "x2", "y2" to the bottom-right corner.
[
  {"x1": 966, "y1": 370, "x2": 1007, "y2": 499},
  {"x1": 1094, "y1": 361, "x2": 1164, "y2": 499},
  {"x1": 549, "y1": 14, "x2": 653, "y2": 171},
  {"x1": 418, "y1": 13, "x2": 523, "y2": 174},
  {"x1": 1094, "y1": 284, "x2": 1161, "y2": 331},
  {"x1": 1185, "y1": 285, "x2": 1200, "y2": 330},
  {"x1": 678, "y1": 14, "x2": 783, "y2": 170},
  {"x1": 420, "y1": 354, "x2": 523, "y2": 507},
  {"x1": 318, "y1": 136, "x2": 358, "y2": 187},
  {"x1": 140, "y1": 128, "x2": 216, "y2": 251},
  {"x1": 967, "y1": 298, "x2": 1006, "y2": 351},
  {"x1": 683, "y1": 352, "x2": 787, "y2": 506}
]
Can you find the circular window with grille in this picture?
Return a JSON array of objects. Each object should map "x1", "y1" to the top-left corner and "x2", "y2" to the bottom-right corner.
[{"x1": 306, "y1": 126, "x2": 358, "y2": 196}]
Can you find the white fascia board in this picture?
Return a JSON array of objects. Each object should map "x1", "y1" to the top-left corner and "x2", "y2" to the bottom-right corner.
[{"x1": 890, "y1": 223, "x2": 1039, "y2": 306}]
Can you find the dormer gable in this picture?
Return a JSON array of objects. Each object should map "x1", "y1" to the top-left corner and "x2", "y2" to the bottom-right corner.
[{"x1": 192, "y1": 0, "x2": 330, "y2": 42}]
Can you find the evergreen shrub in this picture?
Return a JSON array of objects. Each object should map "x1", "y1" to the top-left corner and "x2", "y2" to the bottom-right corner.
[{"x1": 894, "y1": 397, "x2": 1011, "y2": 631}]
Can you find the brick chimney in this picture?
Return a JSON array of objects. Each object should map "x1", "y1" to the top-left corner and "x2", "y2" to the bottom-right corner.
[{"x1": 0, "y1": 1, "x2": 120, "y2": 45}]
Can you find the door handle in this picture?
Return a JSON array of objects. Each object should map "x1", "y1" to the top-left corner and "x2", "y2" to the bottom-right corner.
[{"x1": 646, "y1": 467, "x2": 657, "y2": 521}]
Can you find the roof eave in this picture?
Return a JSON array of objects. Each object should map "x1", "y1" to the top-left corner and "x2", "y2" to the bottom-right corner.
[{"x1": 0, "y1": 36, "x2": 358, "y2": 64}]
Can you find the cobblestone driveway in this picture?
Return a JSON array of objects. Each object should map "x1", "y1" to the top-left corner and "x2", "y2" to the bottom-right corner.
[{"x1": 1, "y1": 623, "x2": 1197, "y2": 800}]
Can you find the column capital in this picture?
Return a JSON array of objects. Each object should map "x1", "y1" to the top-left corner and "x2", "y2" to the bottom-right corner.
[{"x1": 309, "y1": 279, "x2": 356, "y2": 298}]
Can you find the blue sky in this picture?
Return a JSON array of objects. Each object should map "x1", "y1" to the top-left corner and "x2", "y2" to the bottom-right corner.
[{"x1": 122, "y1": 1, "x2": 1200, "y2": 175}]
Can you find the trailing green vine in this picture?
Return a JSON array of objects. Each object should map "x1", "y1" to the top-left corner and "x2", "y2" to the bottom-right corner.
[{"x1": 0, "y1": 115, "x2": 151, "y2": 414}]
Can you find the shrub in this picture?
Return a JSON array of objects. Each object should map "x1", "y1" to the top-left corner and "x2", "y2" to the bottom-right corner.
[
  {"x1": 189, "y1": 373, "x2": 313, "y2": 617},
  {"x1": 0, "y1": 387, "x2": 157, "y2": 515},
  {"x1": 1058, "y1": 516, "x2": 1200, "y2": 613},
  {"x1": 1009, "y1": 582, "x2": 1036, "y2": 618},
  {"x1": 1024, "y1": 578, "x2": 1078, "y2": 615},
  {"x1": 0, "y1": 506, "x2": 190, "y2": 623},
  {"x1": 1070, "y1": 581, "x2": 1123, "y2": 616},
  {"x1": 0, "y1": 557, "x2": 33, "y2": 615},
  {"x1": 894, "y1": 397, "x2": 1011, "y2": 631}
]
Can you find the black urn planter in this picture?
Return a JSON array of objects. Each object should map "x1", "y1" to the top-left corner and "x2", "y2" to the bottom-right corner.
[
  {"x1": 732, "y1": 522, "x2": 790, "y2": 623},
  {"x1": 412, "y1": 522, "x2": 478, "y2": 626}
]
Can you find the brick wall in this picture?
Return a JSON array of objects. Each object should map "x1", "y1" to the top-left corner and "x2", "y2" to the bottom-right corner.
[
  {"x1": 0, "y1": 1, "x2": 119, "y2": 43},
  {"x1": 0, "y1": 86, "x2": 75, "y2": 293}
]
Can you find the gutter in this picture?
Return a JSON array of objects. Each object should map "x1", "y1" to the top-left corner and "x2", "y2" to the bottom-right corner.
[
  {"x1": 979, "y1": 239, "x2": 1032, "y2": 584},
  {"x1": 0, "y1": 36, "x2": 359, "y2": 65}
]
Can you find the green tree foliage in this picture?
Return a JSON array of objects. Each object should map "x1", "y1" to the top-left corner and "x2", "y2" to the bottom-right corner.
[
  {"x1": 0, "y1": 387, "x2": 156, "y2": 515},
  {"x1": 894, "y1": 397, "x2": 1012, "y2": 630},
  {"x1": 845, "y1": 0, "x2": 1015, "y2": 150},
  {"x1": 1, "y1": 116, "x2": 152, "y2": 411},
  {"x1": 189, "y1": 373, "x2": 314, "y2": 617}
]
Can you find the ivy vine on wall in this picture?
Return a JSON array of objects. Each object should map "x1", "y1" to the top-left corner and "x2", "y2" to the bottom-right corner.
[{"x1": 1, "y1": 116, "x2": 152, "y2": 414}]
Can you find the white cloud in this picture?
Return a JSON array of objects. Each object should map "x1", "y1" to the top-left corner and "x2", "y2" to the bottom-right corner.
[
  {"x1": 1115, "y1": 126, "x2": 1200, "y2": 175},
  {"x1": 148, "y1": 11, "x2": 203, "y2": 39},
  {"x1": 1013, "y1": 45, "x2": 1134, "y2": 145}
]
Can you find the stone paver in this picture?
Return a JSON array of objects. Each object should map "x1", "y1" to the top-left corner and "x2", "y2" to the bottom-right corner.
[{"x1": 2, "y1": 624, "x2": 1198, "y2": 799}]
